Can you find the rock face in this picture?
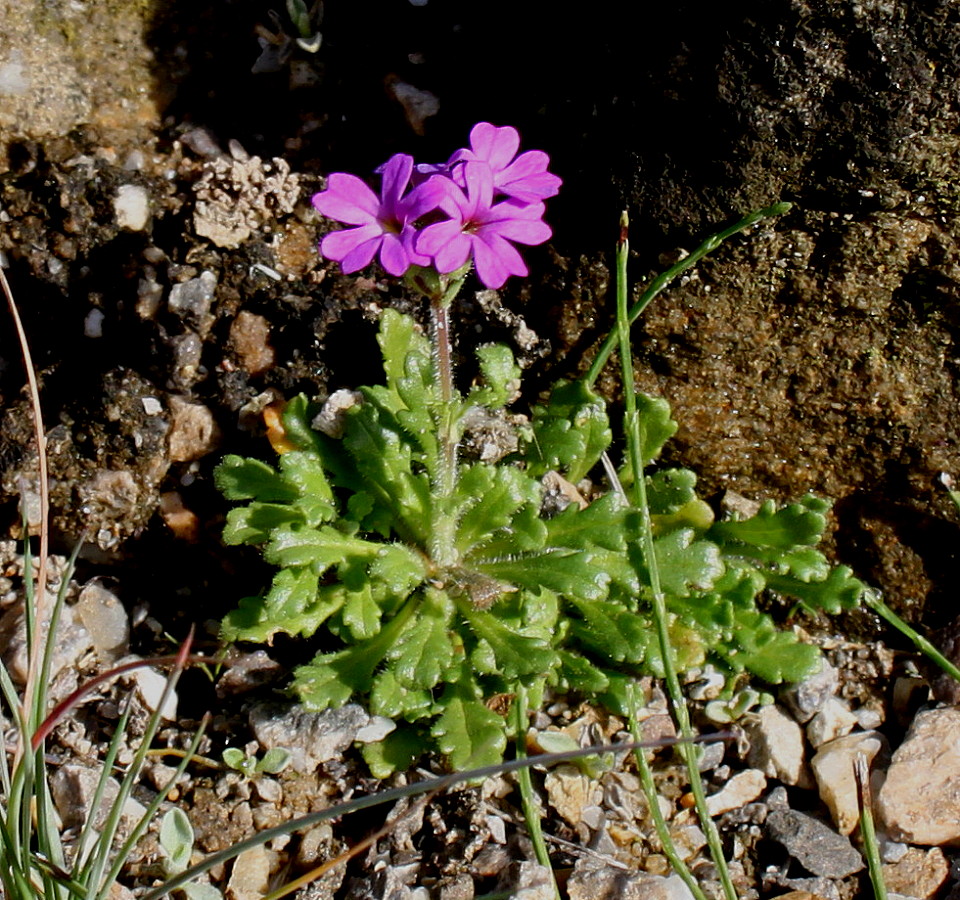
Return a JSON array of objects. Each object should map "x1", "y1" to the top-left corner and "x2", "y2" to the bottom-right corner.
[{"x1": 877, "y1": 707, "x2": 960, "y2": 845}]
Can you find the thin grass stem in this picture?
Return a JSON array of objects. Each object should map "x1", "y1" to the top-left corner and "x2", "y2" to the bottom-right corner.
[
  {"x1": 855, "y1": 753, "x2": 888, "y2": 900},
  {"x1": 513, "y1": 681, "x2": 559, "y2": 899},
  {"x1": 626, "y1": 684, "x2": 707, "y2": 900},
  {"x1": 585, "y1": 202, "x2": 791, "y2": 388},
  {"x1": 615, "y1": 213, "x2": 738, "y2": 900}
]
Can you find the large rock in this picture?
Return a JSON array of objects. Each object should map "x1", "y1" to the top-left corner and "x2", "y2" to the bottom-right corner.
[{"x1": 877, "y1": 707, "x2": 960, "y2": 844}]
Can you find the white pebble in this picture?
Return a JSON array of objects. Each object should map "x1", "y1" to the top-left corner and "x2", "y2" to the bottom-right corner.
[
  {"x1": 84, "y1": 308, "x2": 104, "y2": 338},
  {"x1": 114, "y1": 184, "x2": 150, "y2": 231}
]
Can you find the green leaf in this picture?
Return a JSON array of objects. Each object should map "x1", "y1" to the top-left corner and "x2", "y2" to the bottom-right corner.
[
  {"x1": 220, "y1": 568, "x2": 343, "y2": 642},
  {"x1": 460, "y1": 603, "x2": 558, "y2": 678},
  {"x1": 557, "y1": 650, "x2": 611, "y2": 693},
  {"x1": 454, "y1": 464, "x2": 541, "y2": 554},
  {"x1": 369, "y1": 669, "x2": 434, "y2": 720},
  {"x1": 341, "y1": 585, "x2": 382, "y2": 640},
  {"x1": 566, "y1": 597, "x2": 655, "y2": 666},
  {"x1": 280, "y1": 394, "x2": 324, "y2": 453},
  {"x1": 265, "y1": 524, "x2": 380, "y2": 571},
  {"x1": 214, "y1": 456, "x2": 296, "y2": 503},
  {"x1": 280, "y1": 451, "x2": 336, "y2": 524},
  {"x1": 222, "y1": 503, "x2": 304, "y2": 546},
  {"x1": 526, "y1": 379, "x2": 611, "y2": 482},
  {"x1": 647, "y1": 468, "x2": 699, "y2": 515},
  {"x1": 387, "y1": 589, "x2": 456, "y2": 689},
  {"x1": 160, "y1": 808, "x2": 194, "y2": 872},
  {"x1": 361, "y1": 728, "x2": 425, "y2": 778},
  {"x1": 258, "y1": 747, "x2": 292, "y2": 774},
  {"x1": 636, "y1": 392, "x2": 678, "y2": 464},
  {"x1": 651, "y1": 527, "x2": 725, "y2": 596},
  {"x1": 475, "y1": 548, "x2": 611, "y2": 602},
  {"x1": 432, "y1": 693, "x2": 507, "y2": 771},
  {"x1": 766, "y1": 564, "x2": 866, "y2": 614},
  {"x1": 379, "y1": 308, "x2": 432, "y2": 395},
  {"x1": 469, "y1": 343, "x2": 521, "y2": 408},
  {"x1": 710, "y1": 496, "x2": 829, "y2": 550}
]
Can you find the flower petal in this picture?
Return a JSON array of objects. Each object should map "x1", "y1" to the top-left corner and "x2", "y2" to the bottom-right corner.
[
  {"x1": 378, "y1": 232, "x2": 411, "y2": 276},
  {"x1": 378, "y1": 153, "x2": 414, "y2": 220},
  {"x1": 482, "y1": 213, "x2": 552, "y2": 246},
  {"x1": 472, "y1": 234, "x2": 526, "y2": 289},
  {"x1": 416, "y1": 218, "x2": 466, "y2": 256},
  {"x1": 313, "y1": 174, "x2": 380, "y2": 223},
  {"x1": 430, "y1": 232, "x2": 472, "y2": 274},
  {"x1": 338, "y1": 234, "x2": 383, "y2": 273},
  {"x1": 461, "y1": 161, "x2": 495, "y2": 219},
  {"x1": 320, "y1": 223, "x2": 383, "y2": 262},
  {"x1": 497, "y1": 151, "x2": 563, "y2": 201},
  {"x1": 469, "y1": 122, "x2": 520, "y2": 173}
]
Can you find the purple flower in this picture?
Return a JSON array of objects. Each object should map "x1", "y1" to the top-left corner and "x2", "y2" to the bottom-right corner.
[
  {"x1": 312, "y1": 153, "x2": 442, "y2": 277},
  {"x1": 416, "y1": 161, "x2": 553, "y2": 290},
  {"x1": 447, "y1": 122, "x2": 562, "y2": 204}
]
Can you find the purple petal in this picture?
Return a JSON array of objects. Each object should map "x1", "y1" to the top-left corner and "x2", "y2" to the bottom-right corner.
[
  {"x1": 339, "y1": 234, "x2": 383, "y2": 273},
  {"x1": 471, "y1": 235, "x2": 525, "y2": 289},
  {"x1": 379, "y1": 153, "x2": 414, "y2": 220},
  {"x1": 401, "y1": 176, "x2": 451, "y2": 221},
  {"x1": 416, "y1": 218, "x2": 467, "y2": 256},
  {"x1": 468, "y1": 123, "x2": 520, "y2": 173},
  {"x1": 400, "y1": 225, "x2": 432, "y2": 268},
  {"x1": 461, "y1": 161, "x2": 495, "y2": 220},
  {"x1": 378, "y1": 232, "x2": 411, "y2": 276},
  {"x1": 313, "y1": 174, "x2": 380, "y2": 224},
  {"x1": 481, "y1": 213, "x2": 552, "y2": 246},
  {"x1": 320, "y1": 223, "x2": 383, "y2": 262},
  {"x1": 431, "y1": 232, "x2": 473, "y2": 274},
  {"x1": 496, "y1": 151, "x2": 563, "y2": 201}
]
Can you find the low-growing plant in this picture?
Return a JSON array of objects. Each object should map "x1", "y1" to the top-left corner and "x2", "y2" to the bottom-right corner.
[
  {"x1": 221, "y1": 746, "x2": 291, "y2": 780},
  {"x1": 216, "y1": 124, "x2": 867, "y2": 775}
]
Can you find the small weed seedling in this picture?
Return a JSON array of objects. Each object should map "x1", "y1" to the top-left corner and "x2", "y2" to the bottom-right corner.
[{"x1": 221, "y1": 746, "x2": 291, "y2": 780}]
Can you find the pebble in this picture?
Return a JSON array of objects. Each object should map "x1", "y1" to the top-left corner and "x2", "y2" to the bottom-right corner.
[
  {"x1": 249, "y1": 702, "x2": 372, "y2": 773},
  {"x1": 508, "y1": 861, "x2": 556, "y2": 900},
  {"x1": 0, "y1": 597, "x2": 92, "y2": 686},
  {"x1": 113, "y1": 184, "x2": 150, "y2": 231},
  {"x1": 168, "y1": 270, "x2": 217, "y2": 331},
  {"x1": 805, "y1": 698, "x2": 858, "y2": 748},
  {"x1": 877, "y1": 706, "x2": 960, "y2": 844},
  {"x1": 50, "y1": 764, "x2": 146, "y2": 831},
  {"x1": 746, "y1": 704, "x2": 809, "y2": 787},
  {"x1": 567, "y1": 862, "x2": 696, "y2": 900},
  {"x1": 228, "y1": 311, "x2": 276, "y2": 376},
  {"x1": 881, "y1": 846, "x2": 949, "y2": 899},
  {"x1": 705, "y1": 768, "x2": 767, "y2": 816},
  {"x1": 781, "y1": 659, "x2": 839, "y2": 723},
  {"x1": 84, "y1": 307, "x2": 105, "y2": 338},
  {"x1": 76, "y1": 579, "x2": 129, "y2": 656},
  {"x1": 226, "y1": 845, "x2": 271, "y2": 900},
  {"x1": 132, "y1": 665, "x2": 178, "y2": 719},
  {"x1": 765, "y1": 809, "x2": 863, "y2": 878},
  {"x1": 167, "y1": 396, "x2": 220, "y2": 462},
  {"x1": 545, "y1": 764, "x2": 603, "y2": 826},
  {"x1": 810, "y1": 731, "x2": 885, "y2": 834}
]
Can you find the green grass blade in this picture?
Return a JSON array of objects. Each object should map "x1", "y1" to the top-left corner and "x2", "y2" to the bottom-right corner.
[
  {"x1": 615, "y1": 213, "x2": 738, "y2": 900},
  {"x1": 585, "y1": 202, "x2": 791, "y2": 387}
]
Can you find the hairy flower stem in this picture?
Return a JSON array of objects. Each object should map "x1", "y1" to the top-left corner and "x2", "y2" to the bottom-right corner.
[{"x1": 427, "y1": 274, "x2": 467, "y2": 568}]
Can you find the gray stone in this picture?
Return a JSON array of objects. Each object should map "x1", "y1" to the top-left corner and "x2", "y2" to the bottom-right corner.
[
  {"x1": 567, "y1": 861, "x2": 696, "y2": 900},
  {"x1": 249, "y1": 702, "x2": 371, "y2": 773},
  {"x1": 781, "y1": 659, "x2": 839, "y2": 723},
  {"x1": 76, "y1": 579, "x2": 129, "y2": 657},
  {"x1": 766, "y1": 809, "x2": 863, "y2": 878}
]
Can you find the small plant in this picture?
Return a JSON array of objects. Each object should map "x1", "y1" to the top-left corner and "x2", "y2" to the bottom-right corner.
[
  {"x1": 159, "y1": 809, "x2": 223, "y2": 900},
  {"x1": 216, "y1": 123, "x2": 867, "y2": 774},
  {"x1": 221, "y1": 746, "x2": 291, "y2": 780}
]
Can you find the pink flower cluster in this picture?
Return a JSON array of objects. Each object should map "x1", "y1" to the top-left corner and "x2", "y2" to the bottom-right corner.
[{"x1": 311, "y1": 123, "x2": 561, "y2": 290}]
